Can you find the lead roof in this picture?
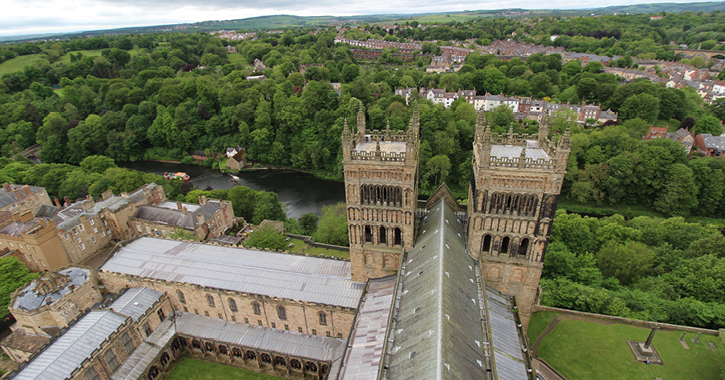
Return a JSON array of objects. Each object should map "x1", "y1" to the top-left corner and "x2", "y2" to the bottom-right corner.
[{"x1": 100, "y1": 237, "x2": 364, "y2": 308}]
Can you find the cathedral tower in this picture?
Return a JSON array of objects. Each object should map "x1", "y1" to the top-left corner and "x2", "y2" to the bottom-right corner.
[
  {"x1": 343, "y1": 104, "x2": 419, "y2": 282},
  {"x1": 467, "y1": 112, "x2": 570, "y2": 326}
]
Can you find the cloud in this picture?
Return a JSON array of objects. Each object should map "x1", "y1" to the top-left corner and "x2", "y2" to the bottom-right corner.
[{"x1": 0, "y1": 0, "x2": 712, "y2": 37}]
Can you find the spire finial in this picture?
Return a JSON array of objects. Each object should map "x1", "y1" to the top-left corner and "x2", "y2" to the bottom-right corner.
[{"x1": 357, "y1": 102, "x2": 366, "y2": 136}]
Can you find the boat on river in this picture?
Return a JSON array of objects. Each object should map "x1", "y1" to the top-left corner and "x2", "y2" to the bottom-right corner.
[{"x1": 164, "y1": 172, "x2": 191, "y2": 182}]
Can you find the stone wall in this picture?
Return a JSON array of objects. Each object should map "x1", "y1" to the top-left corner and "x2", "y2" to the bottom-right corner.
[
  {"x1": 98, "y1": 272, "x2": 356, "y2": 340},
  {"x1": 480, "y1": 256, "x2": 543, "y2": 328},
  {"x1": 532, "y1": 305, "x2": 721, "y2": 335}
]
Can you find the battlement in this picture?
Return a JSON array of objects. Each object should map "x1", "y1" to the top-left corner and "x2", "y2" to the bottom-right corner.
[
  {"x1": 486, "y1": 156, "x2": 557, "y2": 170},
  {"x1": 350, "y1": 150, "x2": 408, "y2": 162}
]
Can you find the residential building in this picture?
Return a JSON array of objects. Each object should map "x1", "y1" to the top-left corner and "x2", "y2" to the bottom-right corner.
[
  {"x1": 129, "y1": 196, "x2": 235, "y2": 240},
  {"x1": 695, "y1": 133, "x2": 725, "y2": 157},
  {"x1": 0, "y1": 184, "x2": 52, "y2": 215}
]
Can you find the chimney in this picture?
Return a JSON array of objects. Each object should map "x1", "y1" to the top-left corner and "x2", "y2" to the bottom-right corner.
[
  {"x1": 11, "y1": 212, "x2": 21, "y2": 222},
  {"x1": 182, "y1": 207, "x2": 188, "y2": 215},
  {"x1": 101, "y1": 190, "x2": 113, "y2": 201},
  {"x1": 13, "y1": 189, "x2": 23, "y2": 201},
  {"x1": 63, "y1": 196, "x2": 71, "y2": 207},
  {"x1": 19, "y1": 211, "x2": 32, "y2": 223},
  {"x1": 196, "y1": 212, "x2": 205, "y2": 226},
  {"x1": 54, "y1": 197, "x2": 62, "y2": 208},
  {"x1": 2, "y1": 183, "x2": 10, "y2": 193},
  {"x1": 21, "y1": 185, "x2": 32, "y2": 197},
  {"x1": 121, "y1": 192, "x2": 129, "y2": 199},
  {"x1": 177, "y1": 202, "x2": 182, "y2": 210},
  {"x1": 198, "y1": 195, "x2": 207, "y2": 205}
]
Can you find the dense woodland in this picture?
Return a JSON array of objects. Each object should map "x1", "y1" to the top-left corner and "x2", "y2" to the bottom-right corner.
[{"x1": 1, "y1": 12, "x2": 725, "y2": 328}]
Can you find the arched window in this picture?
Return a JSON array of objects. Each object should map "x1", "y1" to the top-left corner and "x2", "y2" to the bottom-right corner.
[
  {"x1": 364, "y1": 225, "x2": 372, "y2": 243},
  {"x1": 305, "y1": 362, "x2": 318, "y2": 372},
  {"x1": 160, "y1": 352, "x2": 170, "y2": 366},
  {"x1": 519, "y1": 238, "x2": 530, "y2": 257},
  {"x1": 228, "y1": 298, "x2": 237, "y2": 312},
  {"x1": 501, "y1": 237, "x2": 510, "y2": 255},
  {"x1": 394, "y1": 228, "x2": 402, "y2": 246},
  {"x1": 204, "y1": 342, "x2": 214, "y2": 352},
  {"x1": 319, "y1": 312, "x2": 327, "y2": 326},
  {"x1": 177, "y1": 290, "x2": 186, "y2": 304},
  {"x1": 192, "y1": 340, "x2": 201, "y2": 349},
  {"x1": 246, "y1": 350, "x2": 257, "y2": 360},
  {"x1": 261, "y1": 353, "x2": 272, "y2": 363},
  {"x1": 277, "y1": 306, "x2": 287, "y2": 320},
  {"x1": 290, "y1": 359, "x2": 302, "y2": 369},
  {"x1": 206, "y1": 294, "x2": 215, "y2": 307},
  {"x1": 147, "y1": 366, "x2": 159, "y2": 380},
  {"x1": 274, "y1": 356, "x2": 286, "y2": 366},
  {"x1": 482, "y1": 235, "x2": 492, "y2": 252},
  {"x1": 252, "y1": 302, "x2": 261, "y2": 315},
  {"x1": 379, "y1": 226, "x2": 387, "y2": 244},
  {"x1": 232, "y1": 347, "x2": 242, "y2": 357},
  {"x1": 218, "y1": 345, "x2": 228, "y2": 355}
]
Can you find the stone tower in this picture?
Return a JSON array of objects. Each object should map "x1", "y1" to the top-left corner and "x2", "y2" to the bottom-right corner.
[
  {"x1": 467, "y1": 112, "x2": 570, "y2": 326},
  {"x1": 343, "y1": 104, "x2": 420, "y2": 282}
]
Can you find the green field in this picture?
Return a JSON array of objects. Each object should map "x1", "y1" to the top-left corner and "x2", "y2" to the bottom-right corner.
[
  {"x1": 0, "y1": 54, "x2": 44, "y2": 76},
  {"x1": 228, "y1": 53, "x2": 247, "y2": 64},
  {"x1": 529, "y1": 311, "x2": 723, "y2": 380},
  {"x1": 167, "y1": 357, "x2": 282, "y2": 380},
  {"x1": 284, "y1": 237, "x2": 349, "y2": 259}
]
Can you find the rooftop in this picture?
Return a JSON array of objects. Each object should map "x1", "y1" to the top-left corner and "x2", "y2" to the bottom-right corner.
[
  {"x1": 0, "y1": 185, "x2": 44, "y2": 210},
  {"x1": 108, "y1": 287, "x2": 163, "y2": 322},
  {"x1": 100, "y1": 237, "x2": 363, "y2": 308},
  {"x1": 354, "y1": 141, "x2": 407, "y2": 154},
  {"x1": 13, "y1": 268, "x2": 91, "y2": 311},
  {"x1": 175, "y1": 312, "x2": 347, "y2": 363},
  {"x1": 133, "y1": 202, "x2": 220, "y2": 230},
  {"x1": 0, "y1": 330, "x2": 51, "y2": 353},
  {"x1": 111, "y1": 316, "x2": 176, "y2": 380},
  {"x1": 490, "y1": 142, "x2": 551, "y2": 161},
  {"x1": 339, "y1": 275, "x2": 397, "y2": 380},
  {"x1": 12, "y1": 310, "x2": 128, "y2": 380}
]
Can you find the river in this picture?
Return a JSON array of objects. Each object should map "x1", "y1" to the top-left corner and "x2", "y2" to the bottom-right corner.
[{"x1": 118, "y1": 161, "x2": 345, "y2": 219}]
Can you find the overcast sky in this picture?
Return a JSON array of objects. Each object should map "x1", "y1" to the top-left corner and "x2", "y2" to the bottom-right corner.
[{"x1": 0, "y1": 0, "x2": 709, "y2": 37}]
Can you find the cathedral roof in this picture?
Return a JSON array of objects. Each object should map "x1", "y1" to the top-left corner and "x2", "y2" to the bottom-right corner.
[
  {"x1": 355, "y1": 141, "x2": 407, "y2": 154},
  {"x1": 100, "y1": 237, "x2": 364, "y2": 308}
]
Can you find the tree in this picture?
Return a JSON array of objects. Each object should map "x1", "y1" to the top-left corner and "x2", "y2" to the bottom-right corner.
[
  {"x1": 245, "y1": 224, "x2": 287, "y2": 250},
  {"x1": 693, "y1": 116, "x2": 723, "y2": 136},
  {"x1": 620, "y1": 93, "x2": 660, "y2": 123},
  {"x1": 654, "y1": 163, "x2": 698, "y2": 217},
  {"x1": 0, "y1": 257, "x2": 39, "y2": 318},
  {"x1": 299, "y1": 212, "x2": 319, "y2": 236},
  {"x1": 483, "y1": 67, "x2": 505, "y2": 94},
  {"x1": 252, "y1": 191, "x2": 286, "y2": 224},
  {"x1": 424, "y1": 155, "x2": 451, "y2": 187},
  {"x1": 596, "y1": 241, "x2": 656, "y2": 285},
  {"x1": 312, "y1": 203, "x2": 348, "y2": 246}
]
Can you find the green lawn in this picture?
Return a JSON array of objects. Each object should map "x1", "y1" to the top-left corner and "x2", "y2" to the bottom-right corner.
[
  {"x1": 529, "y1": 312, "x2": 722, "y2": 380},
  {"x1": 526, "y1": 311, "x2": 558, "y2": 347},
  {"x1": 228, "y1": 53, "x2": 247, "y2": 64},
  {"x1": 285, "y1": 237, "x2": 350, "y2": 259},
  {"x1": 57, "y1": 48, "x2": 140, "y2": 65},
  {"x1": 167, "y1": 357, "x2": 282, "y2": 380},
  {"x1": 0, "y1": 54, "x2": 44, "y2": 76}
]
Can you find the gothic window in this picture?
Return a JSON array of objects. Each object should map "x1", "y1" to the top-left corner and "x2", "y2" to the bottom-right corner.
[
  {"x1": 306, "y1": 362, "x2": 319, "y2": 372},
  {"x1": 177, "y1": 290, "x2": 185, "y2": 304},
  {"x1": 379, "y1": 226, "x2": 387, "y2": 244},
  {"x1": 277, "y1": 305, "x2": 287, "y2": 320},
  {"x1": 319, "y1": 312, "x2": 327, "y2": 326},
  {"x1": 501, "y1": 236, "x2": 510, "y2": 255},
  {"x1": 274, "y1": 356, "x2": 286, "y2": 366},
  {"x1": 394, "y1": 228, "x2": 402, "y2": 246},
  {"x1": 261, "y1": 353, "x2": 272, "y2": 363},
  {"x1": 252, "y1": 302, "x2": 261, "y2": 315},
  {"x1": 147, "y1": 366, "x2": 159, "y2": 380},
  {"x1": 219, "y1": 345, "x2": 228, "y2": 355},
  {"x1": 247, "y1": 350, "x2": 257, "y2": 360},
  {"x1": 205, "y1": 342, "x2": 214, "y2": 351},
  {"x1": 160, "y1": 352, "x2": 170, "y2": 366},
  {"x1": 364, "y1": 225, "x2": 372, "y2": 243},
  {"x1": 291, "y1": 359, "x2": 302, "y2": 369},
  {"x1": 192, "y1": 340, "x2": 201, "y2": 349},
  {"x1": 206, "y1": 294, "x2": 215, "y2": 307},
  {"x1": 232, "y1": 347, "x2": 242, "y2": 357},
  {"x1": 228, "y1": 298, "x2": 238, "y2": 312}
]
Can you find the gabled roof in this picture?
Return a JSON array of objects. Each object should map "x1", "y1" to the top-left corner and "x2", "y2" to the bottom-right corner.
[
  {"x1": 383, "y1": 200, "x2": 487, "y2": 379},
  {"x1": 12, "y1": 310, "x2": 128, "y2": 380},
  {"x1": 133, "y1": 201, "x2": 220, "y2": 230},
  {"x1": 0, "y1": 185, "x2": 44, "y2": 210}
]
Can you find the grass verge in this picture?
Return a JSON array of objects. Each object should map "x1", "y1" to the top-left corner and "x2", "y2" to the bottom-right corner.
[{"x1": 166, "y1": 357, "x2": 282, "y2": 380}]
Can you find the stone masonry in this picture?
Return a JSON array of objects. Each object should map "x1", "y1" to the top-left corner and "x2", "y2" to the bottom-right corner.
[
  {"x1": 467, "y1": 112, "x2": 570, "y2": 327},
  {"x1": 343, "y1": 104, "x2": 419, "y2": 282}
]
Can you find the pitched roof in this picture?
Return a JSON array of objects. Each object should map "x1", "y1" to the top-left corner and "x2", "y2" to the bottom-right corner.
[
  {"x1": 100, "y1": 237, "x2": 363, "y2": 308},
  {"x1": 383, "y1": 200, "x2": 487, "y2": 379},
  {"x1": 12, "y1": 310, "x2": 128, "y2": 380},
  {"x1": 0, "y1": 185, "x2": 44, "y2": 210},
  {"x1": 108, "y1": 287, "x2": 163, "y2": 321}
]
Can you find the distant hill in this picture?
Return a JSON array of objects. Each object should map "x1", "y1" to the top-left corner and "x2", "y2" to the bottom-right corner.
[{"x1": 2, "y1": 1, "x2": 725, "y2": 42}]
